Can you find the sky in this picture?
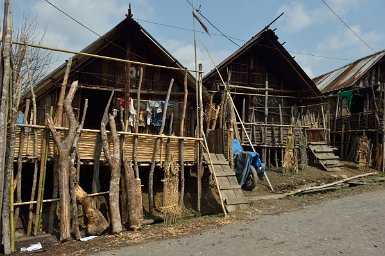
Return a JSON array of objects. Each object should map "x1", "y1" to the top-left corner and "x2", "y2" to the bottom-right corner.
[{"x1": 10, "y1": 0, "x2": 385, "y2": 79}]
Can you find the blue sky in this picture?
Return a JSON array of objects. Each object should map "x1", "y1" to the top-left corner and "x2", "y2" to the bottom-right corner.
[{"x1": 11, "y1": 0, "x2": 385, "y2": 78}]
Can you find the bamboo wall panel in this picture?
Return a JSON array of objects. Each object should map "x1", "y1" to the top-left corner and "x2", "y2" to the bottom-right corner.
[{"x1": 14, "y1": 128, "x2": 197, "y2": 163}]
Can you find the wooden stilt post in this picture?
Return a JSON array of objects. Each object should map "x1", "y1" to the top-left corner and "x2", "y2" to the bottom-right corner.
[
  {"x1": 382, "y1": 83, "x2": 385, "y2": 172},
  {"x1": 197, "y1": 63, "x2": 204, "y2": 215},
  {"x1": 133, "y1": 67, "x2": 144, "y2": 220},
  {"x1": 100, "y1": 91, "x2": 123, "y2": 234},
  {"x1": 179, "y1": 69, "x2": 188, "y2": 208},
  {"x1": 263, "y1": 72, "x2": 269, "y2": 165}
]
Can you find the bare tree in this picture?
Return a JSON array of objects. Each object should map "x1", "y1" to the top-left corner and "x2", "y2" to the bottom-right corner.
[{"x1": 12, "y1": 14, "x2": 54, "y2": 93}]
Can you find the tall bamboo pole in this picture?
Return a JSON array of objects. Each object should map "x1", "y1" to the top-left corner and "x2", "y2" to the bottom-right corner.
[
  {"x1": 197, "y1": 64, "x2": 204, "y2": 214},
  {"x1": 26, "y1": 47, "x2": 38, "y2": 236},
  {"x1": 382, "y1": 83, "x2": 385, "y2": 172},
  {"x1": 179, "y1": 69, "x2": 188, "y2": 208}
]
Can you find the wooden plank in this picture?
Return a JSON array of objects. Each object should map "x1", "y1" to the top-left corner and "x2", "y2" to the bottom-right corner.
[
  {"x1": 313, "y1": 147, "x2": 333, "y2": 153},
  {"x1": 217, "y1": 176, "x2": 231, "y2": 188},
  {"x1": 309, "y1": 141, "x2": 327, "y2": 145},
  {"x1": 219, "y1": 184, "x2": 243, "y2": 190},
  {"x1": 225, "y1": 197, "x2": 249, "y2": 205},
  {"x1": 228, "y1": 177, "x2": 241, "y2": 187},
  {"x1": 221, "y1": 165, "x2": 233, "y2": 173},
  {"x1": 316, "y1": 153, "x2": 339, "y2": 160},
  {"x1": 216, "y1": 154, "x2": 227, "y2": 162},
  {"x1": 215, "y1": 171, "x2": 236, "y2": 177}
]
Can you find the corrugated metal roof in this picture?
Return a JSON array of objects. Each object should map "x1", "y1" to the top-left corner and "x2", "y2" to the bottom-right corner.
[{"x1": 314, "y1": 50, "x2": 385, "y2": 93}]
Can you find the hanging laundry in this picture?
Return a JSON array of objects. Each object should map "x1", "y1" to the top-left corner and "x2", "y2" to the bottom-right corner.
[
  {"x1": 146, "y1": 100, "x2": 162, "y2": 125},
  {"x1": 118, "y1": 98, "x2": 125, "y2": 108},
  {"x1": 127, "y1": 97, "x2": 137, "y2": 126},
  {"x1": 138, "y1": 111, "x2": 146, "y2": 127}
]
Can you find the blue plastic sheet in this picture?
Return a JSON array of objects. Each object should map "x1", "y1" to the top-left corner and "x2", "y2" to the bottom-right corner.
[{"x1": 233, "y1": 139, "x2": 265, "y2": 186}]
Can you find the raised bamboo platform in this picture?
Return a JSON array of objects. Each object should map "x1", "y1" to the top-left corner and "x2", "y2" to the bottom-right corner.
[{"x1": 14, "y1": 124, "x2": 198, "y2": 163}]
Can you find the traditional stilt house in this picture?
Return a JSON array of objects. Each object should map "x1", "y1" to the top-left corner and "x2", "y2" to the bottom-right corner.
[
  {"x1": 313, "y1": 50, "x2": 385, "y2": 171},
  {"x1": 14, "y1": 13, "x2": 211, "y2": 238},
  {"x1": 203, "y1": 28, "x2": 326, "y2": 172}
]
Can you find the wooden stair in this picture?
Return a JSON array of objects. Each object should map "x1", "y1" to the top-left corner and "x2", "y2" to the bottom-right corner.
[
  {"x1": 309, "y1": 142, "x2": 342, "y2": 172},
  {"x1": 203, "y1": 153, "x2": 250, "y2": 213}
]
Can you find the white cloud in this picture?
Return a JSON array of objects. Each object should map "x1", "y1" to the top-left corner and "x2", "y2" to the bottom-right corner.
[
  {"x1": 30, "y1": 0, "x2": 155, "y2": 53},
  {"x1": 277, "y1": 0, "x2": 372, "y2": 33},
  {"x1": 316, "y1": 25, "x2": 382, "y2": 53},
  {"x1": 277, "y1": 2, "x2": 312, "y2": 33}
]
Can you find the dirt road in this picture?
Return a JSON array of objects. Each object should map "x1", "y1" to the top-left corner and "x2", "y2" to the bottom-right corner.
[{"x1": 94, "y1": 190, "x2": 385, "y2": 256}]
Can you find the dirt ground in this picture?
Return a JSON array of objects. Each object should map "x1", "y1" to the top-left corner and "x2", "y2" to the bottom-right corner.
[{"x1": 14, "y1": 162, "x2": 385, "y2": 255}]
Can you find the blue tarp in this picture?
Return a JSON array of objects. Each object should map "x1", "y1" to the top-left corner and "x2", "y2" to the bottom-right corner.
[{"x1": 233, "y1": 139, "x2": 265, "y2": 186}]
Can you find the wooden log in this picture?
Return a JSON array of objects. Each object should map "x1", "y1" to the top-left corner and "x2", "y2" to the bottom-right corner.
[
  {"x1": 149, "y1": 78, "x2": 174, "y2": 215},
  {"x1": 74, "y1": 181, "x2": 109, "y2": 235},
  {"x1": 122, "y1": 158, "x2": 140, "y2": 230},
  {"x1": 26, "y1": 77, "x2": 38, "y2": 236},
  {"x1": 46, "y1": 81, "x2": 79, "y2": 241},
  {"x1": 100, "y1": 91, "x2": 123, "y2": 233},
  {"x1": 0, "y1": 7, "x2": 11, "y2": 245},
  {"x1": 69, "y1": 99, "x2": 88, "y2": 239},
  {"x1": 54, "y1": 58, "x2": 72, "y2": 126}
]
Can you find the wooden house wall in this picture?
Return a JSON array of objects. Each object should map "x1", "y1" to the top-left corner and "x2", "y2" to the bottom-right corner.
[{"x1": 328, "y1": 60, "x2": 385, "y2": 166}]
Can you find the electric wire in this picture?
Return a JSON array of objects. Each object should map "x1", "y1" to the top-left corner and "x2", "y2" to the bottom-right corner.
[
  {"x1": 137, "y1": 18, "x2": 351, "y2": 61},
  {"x1": 320, "y1": 0, "x2": 376, "y2": 53},
  {"x1": 44, "y1": 0, "x2": 351, "y2": 62}
]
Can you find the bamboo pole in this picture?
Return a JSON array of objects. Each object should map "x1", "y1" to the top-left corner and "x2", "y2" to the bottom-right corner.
[
  {"x1": 12, "y1": 41, "x2": 200, "y2": 73},
  {"x1": 133, "y1": 66, "x2": 143, "y2": 178},
  {"x1": 197, "y1": 63, "x2": 204, "y2": 214},
  {"x1": 133, "y1": 67, "x2": 144, "y2": 220},
  {"x1": 33, "y1": 107, "x2": 52, "y2": 235},
  {"x1": 14, "y1": 191, "x2": 110, "y2": 206},
  {"x1": 382, "y1": 83, "x2": 385, "y2": 172},
  {"x1": 206, "y1": 95, "x2": 213, "y2": 133},
  {"x1": 16, "y1": 124, "x2": 202, "y2": 141},
  {"x1": 149, "y1": 78, "x2": 174, "y2": 215},
  {"x1": 279, "y1": 104, "x2": 284, "y2": 167},
  {"x1": 179, "y1": 69, "x2": 188, "y2": 208}
]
